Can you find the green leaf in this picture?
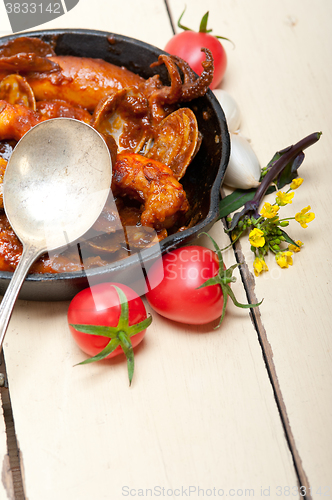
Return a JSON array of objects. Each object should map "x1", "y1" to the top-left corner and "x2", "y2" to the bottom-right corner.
[
  {"x1": 199, "y1": 11, "x2": 212, "y2": 33},
  {"x1": 70, "y1": 323, "x2": 118, "y2": 339},
  {"x1": 113, "y1": 285, "x2": 130, "y2": 331},
  {"x1": 72, "y1": 284, "x2": 152, "y2": 385},
  {"x1": 195, "y1": 235, "x2": 263, "y2": 328},
  {"x1": 197, "y1": 276, "x2": 220, "y2": 289},
  {"x1": 214, "y1": 283, "x2": 262, "y2": 329},
  {"x1": 224, "y1": 263, "x2": 239, "y2": 279},
  {"x1": 177, "y1": 6, "x2": 233, "y2": 45},
  {"x1": 277, "y1": 152, "x2": 305, "y2": 189},
  {"x1": 76, "y1": 338, "x2": 120, "y2": 365},
  {"x1": 279, "y1": 230, "x2": 300, "y2": 248},
  {"x1": 177, "y1": 6, "x2": 191, "y2": 31},
  {"x1": 127, "y1": 315, "x2": 152, "y2": 337},
  {"x1": 262, "y1": 148, "x2": 305, "y2": 189},
  {"x1": 219, "y1": 186, "x2": 276, "y2": 220},
  {"x1": 216, "y1": 289, "x2": 228, "y2": 328},
  {"x1": 219, "y1": 188, "x2": 256, "y2": 219},
  {"x1": 198, "y1": 232, "x2": 224, "y2": 269},
  {"x1": 266, "y1": 150, "x2": 283, "y2": 169},
  {"x1": 118, "y1": 331, "x2": 134, "y2": 386},
  {"x1": 226, "y1": 285, "x2": 263, "y2": 309},
  {"x1": 214, "y1": 35, "x2": 235, "y2": 48}
]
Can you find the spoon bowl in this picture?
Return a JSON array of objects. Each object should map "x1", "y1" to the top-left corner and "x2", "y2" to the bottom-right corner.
[{"x1": 0, "y1": 118, "x2": 112, "y2": 349}]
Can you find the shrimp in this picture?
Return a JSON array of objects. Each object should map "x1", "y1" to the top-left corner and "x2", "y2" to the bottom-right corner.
[
  {"x1": 0, "y1": 100, "x2": 39, "y2": 141},
  {"x1": 0, "y1": 99, "x2": 91, "y2": 141},
  {"x1": 112, "y1": 153, "x2": 189, "y2": 229}
]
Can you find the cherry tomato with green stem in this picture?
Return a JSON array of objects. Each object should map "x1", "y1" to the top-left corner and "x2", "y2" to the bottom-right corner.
[
  {"x1": 146, "y1": 234, "x2": 262, "y2": 327},
  {"x1": 68, "y1": 283, "x2": 152, "y2": 385},
  {"x1": 165, "y1": 8, "x2": 232, "y2": 89}
]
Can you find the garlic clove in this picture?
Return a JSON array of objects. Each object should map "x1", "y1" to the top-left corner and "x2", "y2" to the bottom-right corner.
[
  {"x1": 223, "y1": 134, "x2": 261, "y2": 190},
  {"x1": 213, "y1": 89, "x2": 241, "y2": 133}
]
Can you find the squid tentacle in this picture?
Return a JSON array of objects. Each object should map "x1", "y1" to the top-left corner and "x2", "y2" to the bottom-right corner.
[
  {"x1": 169, "y1": 55, "x2": 197, "y2": 84},
  {"x1": 149, "y1": 54, "x2": 183, "y2": 105},
  {"x1": 148, "y1": 54, "x2": 183, "y2": 123},
  {"x1": 179, "y1": 48, "x2": 214, "y2": 102}
]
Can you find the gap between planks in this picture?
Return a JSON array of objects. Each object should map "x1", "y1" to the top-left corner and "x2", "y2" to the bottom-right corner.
[
  {"x1": 0, "y1": 6, "x2": 312, "y2": 496},
  {"x1": 230, "y1": 233, "x2": 312, "y2": 500},
  {"x1": 164, "y1": 0, "x2": 176, "y2": 35},
  {"x1": 0, "y1": 239, "x2": 314, "y2": 500},
  {"x1": 0, "y1": 352, "x2": 26, "y2": 500}
]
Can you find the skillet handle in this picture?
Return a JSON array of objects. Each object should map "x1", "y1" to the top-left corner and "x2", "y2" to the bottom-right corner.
[{"x1": 0, "y1": 244, "x2": 40, "y2": 352}]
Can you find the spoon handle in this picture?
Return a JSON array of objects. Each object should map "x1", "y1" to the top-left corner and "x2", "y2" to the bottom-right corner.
[{"x1": 0, "y1": 244, "x2": 40, "y2": 351}]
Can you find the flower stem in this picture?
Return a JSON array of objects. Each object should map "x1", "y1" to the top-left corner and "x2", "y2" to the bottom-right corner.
[
  {"x1": 251, "y1": 132, "x2": 321, "y2": 210},
  {"x1": 278, "y1": 217, "x2": 295, "y2": 222}
]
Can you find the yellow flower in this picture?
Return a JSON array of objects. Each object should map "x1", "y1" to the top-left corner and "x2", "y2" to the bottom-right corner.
[
  {"x1": 276, "y1": 191, "x2": 294, "y2": 206},
  {"x1": 288, "y1": 240, "x2": 303, "y2": 253},
  {"x1": 253, "y1": 257, "x2": 269, "y2": 277},
  {"x1": 290, "y1": 177, "x2": 303, "y2": 190},
  {"x1": 295, "y1": 206, "x2": 315, "y2": 228},
  {"x1": 260, "y1": 202, "x2": 280, "y2": 219},
  {"x1": 276, "y1": 251, "x2": 293, "y2": 268},
  {"x1": 249, "y1": 228, "x2": 265, "y2": 248}
]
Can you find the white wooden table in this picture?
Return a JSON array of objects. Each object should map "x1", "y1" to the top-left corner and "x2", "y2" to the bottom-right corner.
[{"x1": 0, "y1": 1, "x2": 331, "y2": 499}]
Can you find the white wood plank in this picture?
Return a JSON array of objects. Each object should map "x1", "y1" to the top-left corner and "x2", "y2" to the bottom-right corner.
[
  {"x1": 168, "y1": 0, "x2": 332, "y2": 491},
  {"x1": 0, "y1": 393, "x2": 14, "y2": 500},
  {"x1": 1, "y1": 222, "x2": 299, "y2": 499},
  {"x1": 0, "y1": 0, "x2": 11, "y2": 37},
  {"x1": 0, "y1": 0, "x2": 314, "y2": 498},
  {"x1": 16, "y1": 0, "x2": 173, "y2": 49}
]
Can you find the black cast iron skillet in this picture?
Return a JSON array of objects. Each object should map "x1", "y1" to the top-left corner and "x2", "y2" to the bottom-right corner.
[{"x1": 0, "y1": 29, "x2": 230, "y2": 301}]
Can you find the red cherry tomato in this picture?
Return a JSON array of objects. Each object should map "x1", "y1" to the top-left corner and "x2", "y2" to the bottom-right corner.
[
  {"x1": 146, "y1": 232, "x2": 261, "y2": 327},
  {"x1": 146, "y1": 246, "x2": 225, "y2": 325},
  {"x1": 68, "y1": 283, "x2": 147, "y2": 357},
  {"x1": 68, "y1": 283, "x2": 152, "y2": 384},
  {"x1": 164, "y1": 9, "x2": 230, "y2": 89},
  {"x1": 165, "y1": 31, "x2": 227, "y2": 90}
]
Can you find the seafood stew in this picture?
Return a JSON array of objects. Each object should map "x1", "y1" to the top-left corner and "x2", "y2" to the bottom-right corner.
[{"x1": 0, "y1": 30, "x2": 229, "y2": 300}]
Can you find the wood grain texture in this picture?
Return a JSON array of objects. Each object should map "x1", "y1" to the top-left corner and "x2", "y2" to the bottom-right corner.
[
  {"x1": 36, "y1": 0, "x2": 173, "y2": 48},
  {"x1": 0, "y1": 385, "x2": 25, "y2": 500},
  {"x1": 168, "y1": 0, "x2": 332, "y2": 493},
  {"x1": 1, "y1": 223, "x2": 299, "y2": 499},
  {"x1": 0, "y1": 0, "x2": 11, "y2": 36},
  {"x1": 1, "y1": 0, "x2": 331, "y2": 498},
  {"x1": 0, "y1": 391, "x2": 15, "y2": 500}
]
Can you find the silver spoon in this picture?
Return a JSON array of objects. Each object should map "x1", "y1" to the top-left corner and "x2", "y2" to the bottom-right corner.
[{"x1": 0, "y1": 118, "x2": 112, "y2": 350}]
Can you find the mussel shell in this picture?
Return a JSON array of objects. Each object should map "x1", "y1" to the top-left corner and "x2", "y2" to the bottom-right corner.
[
  {"x1": 91, "y1": 89, "x2": 149, "y2": 153},
  {"x1": 146, "y1": 108, "x2": 199, "y2": 180},
  {"x1": 0, "y1": 74, "x2": 36, "y2": 110}
]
